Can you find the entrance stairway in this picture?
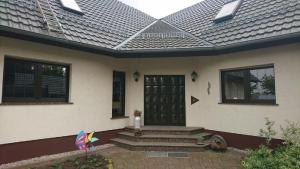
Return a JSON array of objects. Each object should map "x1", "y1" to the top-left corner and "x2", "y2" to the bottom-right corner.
[{"x1": 111, "y1": 126, "x2": 213, "y2": 152}]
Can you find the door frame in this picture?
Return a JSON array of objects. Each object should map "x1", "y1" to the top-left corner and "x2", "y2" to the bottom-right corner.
[{"x1": 143, "y1": 75, "x2": 186, "y2": 126}]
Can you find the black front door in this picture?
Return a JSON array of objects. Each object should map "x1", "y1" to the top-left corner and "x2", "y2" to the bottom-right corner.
[{"x1": 144, "y1": 75, "x2": 185, "y2": 126}]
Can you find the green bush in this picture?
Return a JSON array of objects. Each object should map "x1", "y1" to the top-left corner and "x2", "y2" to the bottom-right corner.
[
  {"x1": 242, "y1": 120, "x2": 300, "y2": 169},
  {"x1": 259, "y1": 118, "x2": 277, "y2": 145},
  {"x1": 281, "y1": 121, "x2": 300, "y2": 145},
  {"x1": 242, "y1": 144, "x2": 300, "y2": 169}
]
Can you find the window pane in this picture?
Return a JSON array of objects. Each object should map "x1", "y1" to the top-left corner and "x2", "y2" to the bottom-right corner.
[
  {"x1": 41, "y1": 64, "x2": 68, "y2": 100},
  {"x1": 112, "y1": 71, "x2": 125, "y2": 117},
  {"x1": 223, "y1": 70, "x2": 245, "y2": 100},
  {"x1": 250, "y1": 67, "x2": 275, "y2": 101},
  {"x1": 2, "y1": 58, "x2": 69, "y2": 102},
  {"x1": 3, "y1": 59, "x2": 36, "y2": 99}
]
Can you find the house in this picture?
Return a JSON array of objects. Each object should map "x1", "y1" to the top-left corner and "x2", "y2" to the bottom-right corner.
[{"x1": 0, "y1": 0, "x2": 300, "y2": 164}]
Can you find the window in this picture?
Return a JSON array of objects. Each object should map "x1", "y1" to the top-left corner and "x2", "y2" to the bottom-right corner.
[
  {"x1": 214, "y1": 0, "x2": 242, "y2": 22},
  {"x1": 59, "y1": 0, "x2": 83, "y2": 14},
  {"x1": 2, "y1": 57, "x2": 70, "y2": 103},
  {"x1": 221, "y1": 65, "x2": 276, "y2": 104},
  {"x1": 112, "y1": 71, "x2": 126, "y2": 117}
]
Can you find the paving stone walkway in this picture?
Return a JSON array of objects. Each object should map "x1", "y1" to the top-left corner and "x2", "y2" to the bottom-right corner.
[
  {"x1": 1, "y1": 145, "x2": 244, "y2": 169},
  {"x1": 101, "y1": 146, "x2": 244, "y2": 169}
]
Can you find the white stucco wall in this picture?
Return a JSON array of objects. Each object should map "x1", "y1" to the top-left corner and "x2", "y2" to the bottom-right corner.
[
  {"x1": 0, "y1": 37, "x2": 299, "y2": 144},
  {"x1": 122, "y1": 43, "x2": 300, "y2": 139},
  {"x1": 0, "y1": 37, "x2": 129, "y2": 144}
]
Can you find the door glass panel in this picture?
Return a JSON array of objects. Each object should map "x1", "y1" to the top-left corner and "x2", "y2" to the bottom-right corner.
[
  {"x1": 144, "y1": 75, "x2": 185, "y2": 126},
  {"x1": 145, "y1": 77, "x2": 151, "y2": 85}
]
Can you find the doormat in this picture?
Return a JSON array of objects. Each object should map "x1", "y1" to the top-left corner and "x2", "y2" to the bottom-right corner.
[
  {"x1": 145, "y1": 152, "x2": 168, "y2": 157},
  {"x1": 145, "y1": 152, "x2": 189, "y2": 158},
  {"x1": 168, "y1": 152, "x2": 189, "y2": 158}
]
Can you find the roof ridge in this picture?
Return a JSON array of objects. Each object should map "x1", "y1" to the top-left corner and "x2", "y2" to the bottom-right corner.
[
  {"x1": 113, "y1": 20, "x2": 158, "y2": 50},
  {"x1": 160, "y1": 20, "x2": 216, "y2": 47}
]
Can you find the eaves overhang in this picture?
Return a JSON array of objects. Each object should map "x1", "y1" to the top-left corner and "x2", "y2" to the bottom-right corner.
[{"x1": 1, "y1": 26, "x2": 300, "y2": 59}]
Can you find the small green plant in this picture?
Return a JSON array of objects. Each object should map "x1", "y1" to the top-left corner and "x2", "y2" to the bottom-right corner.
[
  {"x1": 242, "y1": 118, "x2": 300, "y2": 169},
  {"x1": 107, "y1": 159, "x2": 113, "y2": 169},
  {"x1": 50, "y1": 163, "x2": 64, "y2": 169},
  {"x1": 70, "y1": 154, "x2": 107, "y2": 168},
  {"x1": 259, "y1": 117, "x2": 277, "y2": 145},
  {"x1": 26, "y1": 154, "x2": 111, "y2": 169},
  {"x1": 281, "y1": 120, "x2": 300, "y2": 145},
  {"x1": 241, "y1": 145, "x2": 276, "y2": 169},
  {"x1": 242, "y1": 144, "x2": 300, "y2": 169}
]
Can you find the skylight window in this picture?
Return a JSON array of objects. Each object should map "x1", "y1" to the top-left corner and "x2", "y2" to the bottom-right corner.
[
  {"x1": 60, "y1": 0, "x2": 83, "y2": 14},
  {"x1": 214, "y1": 0, "x2": 242, "y2": 22}
]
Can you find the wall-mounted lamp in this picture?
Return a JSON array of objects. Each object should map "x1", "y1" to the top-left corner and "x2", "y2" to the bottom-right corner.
[
  {"x1": 133, "y1": 71, "x2": 140, "y2": 82},
  {"x1": 191, "y1": 71, "x2": 198, "y2": 82}
]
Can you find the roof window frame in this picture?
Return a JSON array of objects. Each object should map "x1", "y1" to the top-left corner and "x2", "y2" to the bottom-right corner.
[
  {"x1": 214, "y1": 0, "x2": 242, "y2": 23},
  {"x1": 59, "y1": 0, "x2": 84, "y2": 15}
]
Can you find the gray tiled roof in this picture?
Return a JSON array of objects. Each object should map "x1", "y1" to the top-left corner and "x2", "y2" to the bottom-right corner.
[
  {"x1": 164, "y1": 0, "x2": 300, "y2": 47},
  {"x1": 0, "y1": 0, "x2": 156, "y2": 48},
  {"x1": 120, "y1": 20, "x2": 213, "y2": 49},
  {"x1": 0, "y1": 0, "x2": 300, "y2": 53}
]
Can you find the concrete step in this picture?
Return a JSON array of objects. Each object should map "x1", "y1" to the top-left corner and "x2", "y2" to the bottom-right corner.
[
  {"x1": 125, "y1": 126, "x2": 205, "y2": 135},
  {"x1": 118, "y1": 132, "x2": 212, "y2": 143},
  {"x1": 110, "y1": 138, "x2": 209, "y2": 152}
]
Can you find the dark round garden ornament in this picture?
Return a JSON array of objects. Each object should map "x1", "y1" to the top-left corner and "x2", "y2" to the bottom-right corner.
[{"x1": 209, "y1": 135, "x2": 228, "y2": 151}]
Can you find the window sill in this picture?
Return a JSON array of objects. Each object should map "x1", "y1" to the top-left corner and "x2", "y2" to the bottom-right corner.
[
  {"x1": 0, "y1": 102, "x2": 74, "y2": 106},
  {"x1": 111, "y1": 116, "x2": 129, "y2": 120},
  {"x1": 218, "y1": 102, "x2": 279, "y2": 106}
]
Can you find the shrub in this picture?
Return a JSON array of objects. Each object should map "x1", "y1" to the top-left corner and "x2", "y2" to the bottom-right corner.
[
  {"x1": 281, "y1": 121, "x2": 300, "y2": 145},
  {"x1": 241, "y1": 145, "x2": 277, "y2": 169},
  {"x1": 259, "y1": 117, "x2": 277, "y2": 145},
  {"x1": 242, "y1": 119, "x2": 300, "y2": 169}
]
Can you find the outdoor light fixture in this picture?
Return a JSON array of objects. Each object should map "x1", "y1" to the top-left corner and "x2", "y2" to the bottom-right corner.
[
  {"x1": 191, "y1": 71, "x2": 198, "y2": 82},
  {"x1": 133, "y1": 71, "x2": 140, "y2": 82}
]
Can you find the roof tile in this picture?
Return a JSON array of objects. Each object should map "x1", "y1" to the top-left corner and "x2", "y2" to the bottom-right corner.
[
  {"x1": 0, "y1": 0, "x2": 155, "y2": 48},
  {"x1": 164, "y1": 0, "x2": 300, "y2": 47},
  {"x1": 120, "y1": 20, "x2": 213, "y2": 49},
  {"x1": 0, "y1": 0, "x2": 299, "y2": 51}
]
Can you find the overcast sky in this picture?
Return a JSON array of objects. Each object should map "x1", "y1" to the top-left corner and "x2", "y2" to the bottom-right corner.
[{"x1": 118, "y1": 0, "x2": 204, "y2": 19}]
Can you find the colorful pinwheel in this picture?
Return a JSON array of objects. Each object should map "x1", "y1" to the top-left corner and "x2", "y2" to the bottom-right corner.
[{"x1": 75, "y1": 130, "x2": 99, "y2": 151}]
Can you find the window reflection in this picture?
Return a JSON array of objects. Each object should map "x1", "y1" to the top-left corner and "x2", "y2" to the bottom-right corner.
[
  {"x1": 222, "y1": 65, "x2": 276, "y2": 104},
  {"x1": 250, "y1": 68, "x2": 275, "y2": 100}
]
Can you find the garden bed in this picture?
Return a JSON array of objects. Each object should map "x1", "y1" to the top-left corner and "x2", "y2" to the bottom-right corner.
[{"x1": 25, "y1": 154, "x2": 112, "y2": 169}]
